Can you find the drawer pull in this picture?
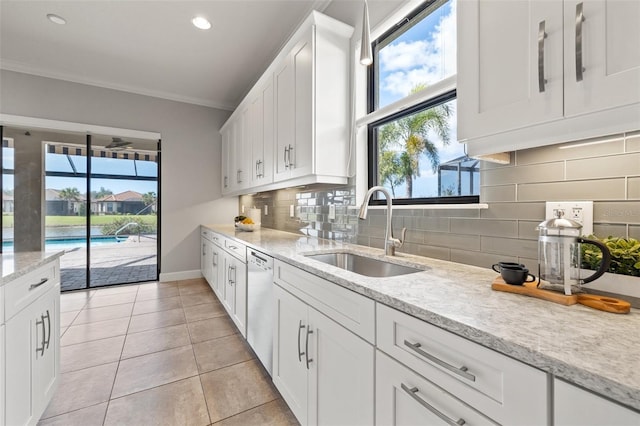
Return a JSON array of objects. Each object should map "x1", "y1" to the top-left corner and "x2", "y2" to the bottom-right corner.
[
  {"x1": 228, "y1": 245, "x2": 238, "y2": 250},
  {"x1": 404, "y1": 340, "x2": 476, "y2": 382},
  {"x1": 401, "y1": 383, "x2": 466, "y2": 426},
  {"x1": 44, "y1": 310, "x2": 51, "y2": 350},
  {"x1": 29, "y1": 277, "x2": 49, "y2": 290},
  {"x1": 35, "y1": 315, "x2": 46, "y2": 357}
]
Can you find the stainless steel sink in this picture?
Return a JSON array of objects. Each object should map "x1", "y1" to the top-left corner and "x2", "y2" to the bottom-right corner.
[{"x1": 304, "y1": 252, "x2": 423, "y2": 277}]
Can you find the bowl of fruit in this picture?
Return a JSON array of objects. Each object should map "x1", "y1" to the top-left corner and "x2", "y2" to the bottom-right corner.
[{"x1": 234, "y1": 216, "x2": 259, "y2": 231}]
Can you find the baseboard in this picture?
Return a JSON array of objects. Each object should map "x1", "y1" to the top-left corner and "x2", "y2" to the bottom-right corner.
[{"x1": 159, "y1": 269, "x2": 203, "y2": 282}]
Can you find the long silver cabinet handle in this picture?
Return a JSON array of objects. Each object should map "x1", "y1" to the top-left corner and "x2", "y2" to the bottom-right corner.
[
  {"x1": 44, "y1": 310, "x2": 51, "y2": 350},
  {"x1": 284, "y1": 146, "x2": 290, "y2": 168},
  {"x1": 35, "y1": 315, "x2": 46, "y2": 357},
  {"x1": 30, "y1": 278, "x2": 49, "y2": 290},
  {"x1": 212, "y1": 252, "x2": 218, "y2": 267},
  {"x1": 305, "y1": 326, "x2": 313, "y2": 369},
  {"x1": 401, "y1": 383, "x2": 466, "y2": 426},
  {"x1": 288, "y1": 144, "x2": 294, "y2": 168},
  {"x1": 538, "y1": 20, "x2": 547, "y2": 92},
  {"x1": 575, "y1": 2, "x2": 585, "y2": 82},
  {"x1": 404, "y1": 340, "x2": 475, "y2": 382},
  {"x1": 297, "y1": 321, "x2": 305, "y2": 362}
]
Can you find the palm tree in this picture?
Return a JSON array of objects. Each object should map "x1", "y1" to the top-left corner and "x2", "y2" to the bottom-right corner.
[
  {"x1": 142, "y1": 192, "x2": 157, "y2": 207},
  {"x1": 58, "y1": 187, "x2": 81, "y2": 215},
  {"x1": 378, "y1": 84, "x2": 452, "y2": 198}
]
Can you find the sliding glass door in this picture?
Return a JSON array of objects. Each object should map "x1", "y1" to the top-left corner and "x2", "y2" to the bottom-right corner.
[{"x1": 1, "y1": 125, "x2": 160, "y2": 291}]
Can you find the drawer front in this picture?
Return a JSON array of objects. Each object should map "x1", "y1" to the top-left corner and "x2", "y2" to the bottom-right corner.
[
  {"x1": 224, "y1": 239, "x2": 246, "y2": 262},
  {"x1": 274, "y1": 260, "x2": 375, "y2": 343},
  {"x1": 202, "y1": 227, "x2": 224, "y2": 248},
  {"x1": 377, "y1": 304, "x2": 548, "y2": 425},
  {"x1": 376, "y1": 350, "x2": 497, "y2": 426},
  {"x1": 4, "y1": 261, "x2": 59, "y2": 321}
]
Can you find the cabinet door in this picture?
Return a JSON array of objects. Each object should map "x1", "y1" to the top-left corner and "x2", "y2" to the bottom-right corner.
[
  {"x1": 458, "y1": 0, "x2": 563, "y2": 140},
  {"x1": 564, "y1": 0, "x2": 640, "y2": 117},
  {"x1": 201, "y1": 239, "x2": 209, "y2": 283},
  {"x1": 554, "y1": 378, "x2": 640, "y2": 425},
  {"x1": 376, "y1": 350, "x2": 498, "y2": 426},
  {"x1": 290, "y1": 27, "x2": 313, "y2": 179},
  {"x1": 250, "y1": 86, "x2": 264, "y2": 187},
  {"x1": 274, "y1": 53, "x2": 294, "y2": 182},
  {"x1": 0, "y1": 323, "x2": 5, "y2": 426},
  {"x1": 272, "y1": 285, "x2": 309, "y2": 424},
  {"x1": 210, "y1": 244, "x2": 222, "y2": 297},
  {"x1": 222, "y1": 254, "x2": 234, "y2": 314},
  {"x1": 234, "y1": 111, "x2": 250, "y2": 190},
  {"x1": 221, "y1": 127, "x2": 231, "y2": 193},
  {"x1": 307, "y1": 307, "x2": 374, "y2": 426},
  {"x1": 5, "y1": 287, "x2": 60, "y2": 426},
  {"x1": 32, "y1": 285, "x2": 60, "y2": 418},
  {"x1": 231, "y1": 256, "x2": 247, "y2": 338}
]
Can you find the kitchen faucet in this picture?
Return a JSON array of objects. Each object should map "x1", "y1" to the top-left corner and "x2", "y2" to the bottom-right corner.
[{"x1": 358, "y1": 186, "x2": 406, "y2": 256}]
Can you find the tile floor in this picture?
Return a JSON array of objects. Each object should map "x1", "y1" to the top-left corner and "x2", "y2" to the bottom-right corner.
[{"x1": 41, "y1": 278, "x2": 299, "y2": 426}]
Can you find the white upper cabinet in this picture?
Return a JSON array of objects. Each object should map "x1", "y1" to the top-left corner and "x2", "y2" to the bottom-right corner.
[
  {"x1": 458, "y1": 0, "x2": 640, "y2": 156},
  {"x1": 563, "y1": 0, "x2": 640, "y2": 117},
  {"x1": 220, "y1": 11, "x2": 353, "y2": 196}
]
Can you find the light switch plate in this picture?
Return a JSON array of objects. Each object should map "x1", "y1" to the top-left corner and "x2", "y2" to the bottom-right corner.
[
  {"x1": 545, "y1": 201, "x2": 593, "y2": 236},
  {"x1": 328, "y1": 204, "x2": 336, "y2": 220}
]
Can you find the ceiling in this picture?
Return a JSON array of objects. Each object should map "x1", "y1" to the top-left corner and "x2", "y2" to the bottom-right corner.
[{"x1": 0, "y1": 0, "x2": 337, "y2": 111}]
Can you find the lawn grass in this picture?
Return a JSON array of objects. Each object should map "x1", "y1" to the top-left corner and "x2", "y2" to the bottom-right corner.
[{"x1": 2, "y1": 214, "x2": 156, "y2": 227}]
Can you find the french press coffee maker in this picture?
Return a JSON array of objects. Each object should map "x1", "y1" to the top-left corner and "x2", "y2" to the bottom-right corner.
[{"x1": 537, "y1": 211, "x2": 611, "y2": 295}]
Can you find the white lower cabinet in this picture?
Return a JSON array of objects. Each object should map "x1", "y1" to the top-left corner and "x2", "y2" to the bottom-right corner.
[
  {"x1": 376, "y1": 350, "x2": 497, "y2": 426},
  {"x1": 3, "y1": 259, "x2": 60, "y2": 426},
  {"x1": 554, "y1": 378, "x2": 640, "y2": 425},
  {"x1": 273, "y1": 284, "x2": 374, "y2": 425},
  {"x1": 0, "y1": 324, "x2": 4, "y2": 425},
  {"x1": 222, "y1": 253, "x2": 247, "y2": 337}
]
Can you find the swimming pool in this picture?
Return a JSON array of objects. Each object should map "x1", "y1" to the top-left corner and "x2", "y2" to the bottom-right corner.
[{"x1": 2, "y1": 236, "x2": 123, "y2": 251}]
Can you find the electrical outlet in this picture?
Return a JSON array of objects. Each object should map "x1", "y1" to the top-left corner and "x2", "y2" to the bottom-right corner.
[
  {"x1": 328, "y1": 204, "x2": 336, "y2": 220},
  {"x1": 545, "y1": 201, "x2": 594, "y2": 236},
  {"x1": 264, "y1": 205, "x2": 268, "y2": 216},
  {"x1": 289, "y1": 204, "x2": 295, "y2": 218}
]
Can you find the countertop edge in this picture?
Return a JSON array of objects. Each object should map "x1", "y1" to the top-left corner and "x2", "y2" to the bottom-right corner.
[{"x1": 2, "y1": 251, "x2": 64, "y2": 285}]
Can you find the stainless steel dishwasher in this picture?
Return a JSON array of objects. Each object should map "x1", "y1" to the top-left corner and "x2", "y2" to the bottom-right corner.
[{"x1": 247, "y1": 249, "x2": 274, "y2": 376}]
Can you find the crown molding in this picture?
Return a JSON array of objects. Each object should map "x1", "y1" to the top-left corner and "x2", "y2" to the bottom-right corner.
[{"x1": 0, "y1": 60, "x2": 236, "y2": 111}]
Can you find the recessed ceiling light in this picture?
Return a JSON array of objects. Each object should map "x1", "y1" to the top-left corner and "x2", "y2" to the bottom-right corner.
[
  {"x1": 47, "y1": 13, "x2": 67, "y2": 25},
  {"x1": 192, "y1": 16, "x2": 211, "y2": 30}
]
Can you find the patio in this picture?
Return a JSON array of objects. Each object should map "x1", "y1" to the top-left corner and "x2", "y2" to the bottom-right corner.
[{"x1": 60, "y1": 236, "x2": 157, "y2": 291}]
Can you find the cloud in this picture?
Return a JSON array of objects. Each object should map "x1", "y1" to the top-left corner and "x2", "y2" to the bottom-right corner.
[{"x1": 379, "y1": 0, "x2": 457, "y2": 101}]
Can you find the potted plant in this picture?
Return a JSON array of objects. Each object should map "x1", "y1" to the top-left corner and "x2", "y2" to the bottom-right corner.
[{"x1": 581, "y1": 236, "x2": 640, "y2": 298}]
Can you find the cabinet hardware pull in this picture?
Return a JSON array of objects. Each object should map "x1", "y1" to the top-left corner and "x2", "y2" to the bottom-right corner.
[
  {"x1": 224, "y1": 176, "x2": 228, "y2": 188},
  {"x1": 538, "y1": 20, "x2": 547, "y2": 92},
  {"x1": 256, "y1": 160, "x2": 259, "y2": 178},
  {"x1": 213, "y1": 252, "x2": 218, "y2": 267},
  {"x1": 288, "y1": 144, "x2": 294, "y2": 168},
  {"x1": 44, "y1": 310, "x2": 51, "y2": 350},
  {"x1": 29, "y1": 277, "x2": 49, "y2": 290},
  {"x1": 575, "y1": 2, "x2": 585, "y2": 82},
  {"x1": 298, "y1": 320, "x2": 305, "y2": 362},
  {"x1": 404, "y1": 340, "x2": 475, "y2": 382},
  {"x1": 284, "y1": 146, "x2": 290, "y2": 169},
  {"x1": 401, "y1": 383, "x2": 466, "y2": 426},
  {"x1": 237, "y1": 169, "x2": 243, "y2": 184},
  {"x1": 202, "y1": 244, "x2": 206, "y2": 256},
  {"x1": 305, "y1": 327, "x2": 313, "y2": 369},
  {"x1": 35, "y1": 315, "x2": 46, "y2": 357},
  {"x1": 228, "y1": 245, "x2": 238, "y2": 250}
]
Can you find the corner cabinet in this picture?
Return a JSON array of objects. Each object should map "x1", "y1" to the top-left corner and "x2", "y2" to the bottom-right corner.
[
  {"x1": 2, "y1": 258, "x2": 61, "y2": 426},
  {"x1": 220, "y1": 11, "x2": 353, "y2": 196},
  {"x1": 458, "y1": 0, "x2": 640, "y2": 156}
]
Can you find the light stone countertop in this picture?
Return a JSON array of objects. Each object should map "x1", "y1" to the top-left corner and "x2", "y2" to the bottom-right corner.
[
  {"x1": 203, "y1": 224, "x2": 640, "y2": 412},
  {"x1": 1, "y1": 251, "x2": 65, "y2": 285}
]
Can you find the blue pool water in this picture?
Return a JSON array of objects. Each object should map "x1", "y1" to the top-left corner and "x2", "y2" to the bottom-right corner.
[{"x1": 3, "y1": 236, "x2": 123, "y2": 251}]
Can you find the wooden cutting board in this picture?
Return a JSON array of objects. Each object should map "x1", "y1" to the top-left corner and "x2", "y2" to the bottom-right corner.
[{"x1": 491, "y1": 276, "x2": 631, "y2": 313}]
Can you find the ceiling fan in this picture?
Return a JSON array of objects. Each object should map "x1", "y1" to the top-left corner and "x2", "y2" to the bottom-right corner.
[{"x1": 105, "y1": 137, "x2": 132, "y2": 150}]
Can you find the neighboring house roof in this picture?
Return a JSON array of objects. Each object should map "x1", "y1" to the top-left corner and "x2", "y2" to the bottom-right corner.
[
  {"x1": 96, "y1": 190, "x2": 143, "y2": 202},
  {"x1": 45, "y1": 188, "x2": 86, "y2": 201}
]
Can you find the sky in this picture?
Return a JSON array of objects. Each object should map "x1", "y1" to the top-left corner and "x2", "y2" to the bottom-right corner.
[{"x1": 375, "y1": 0, "x2": 473, "y2": 198}]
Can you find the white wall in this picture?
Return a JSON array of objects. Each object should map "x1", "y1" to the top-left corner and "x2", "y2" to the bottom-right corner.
[{"x1": 0, "y1": 69, "x2": 238, "y2": 279}]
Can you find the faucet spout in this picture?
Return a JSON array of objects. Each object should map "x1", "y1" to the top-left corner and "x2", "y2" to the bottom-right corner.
[{"x1": 358, "y1": 186, "x2": 405, "y2": 256}]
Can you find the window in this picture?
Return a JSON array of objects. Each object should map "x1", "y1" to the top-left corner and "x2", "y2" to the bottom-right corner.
[{"x1": 367, "y1": 0, "x2": 479, "y2": 204}]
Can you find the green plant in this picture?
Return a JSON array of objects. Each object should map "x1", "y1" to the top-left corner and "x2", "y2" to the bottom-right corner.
[
  {"x1": 582, "y1": 236, "x2": 640, "y2": 277},
  {"x1": 101, "y1": 216, "x2": 156, "y2": 236}
]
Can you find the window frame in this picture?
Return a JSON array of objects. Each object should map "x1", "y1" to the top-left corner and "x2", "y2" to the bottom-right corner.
[{"x1": 365, "y1": 0, "x2": 479, "y2": 206}]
